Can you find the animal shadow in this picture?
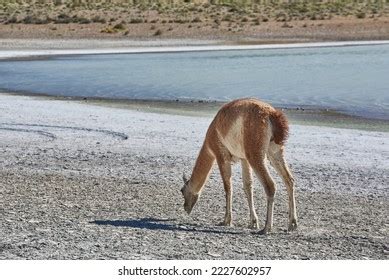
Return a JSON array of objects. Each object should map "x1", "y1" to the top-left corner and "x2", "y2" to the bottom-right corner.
[{"x1": 91, "y1": 218, "x2": 242, "y2": 235}]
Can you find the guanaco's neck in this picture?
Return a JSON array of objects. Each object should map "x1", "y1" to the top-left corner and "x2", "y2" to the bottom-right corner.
[{"x1": 189, "y1": 144, "x2": 215, "y2": 194}]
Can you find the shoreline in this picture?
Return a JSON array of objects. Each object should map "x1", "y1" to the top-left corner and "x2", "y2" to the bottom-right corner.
[
  {"x1": 86, "y1": 97, "x2": 389, "y2": 132},
  {"x1": 1, "y1": 39, "x2": 389, "y2": 59},
  {"x1": 3, "y1": 91, "x2": 389, "y2": 132}
]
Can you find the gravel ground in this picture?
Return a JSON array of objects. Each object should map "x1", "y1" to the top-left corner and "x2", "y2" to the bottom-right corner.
[{"x1": 0, "y1": 93, "x2": 388, "y2": 259}]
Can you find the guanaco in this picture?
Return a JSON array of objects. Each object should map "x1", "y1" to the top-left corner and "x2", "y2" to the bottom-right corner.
[{"x1": 181, "y1": 98, "x2": 297, "y2": 234}]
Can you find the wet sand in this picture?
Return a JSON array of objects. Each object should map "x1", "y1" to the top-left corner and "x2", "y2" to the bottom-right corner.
[
  {"x1": 0, "y1": 92, "x2": 388, "y2": 259},
  {"x1": 6, "y1": 92, "x2": 389, "y2": 132},
  {"x1": 1, "y1": 38, "x2": 389, "y2": 60}
]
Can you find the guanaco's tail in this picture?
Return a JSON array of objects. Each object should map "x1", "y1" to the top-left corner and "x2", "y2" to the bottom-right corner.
[{"x1": 269, "y1": 109, "x2": 289, "y2": 145}]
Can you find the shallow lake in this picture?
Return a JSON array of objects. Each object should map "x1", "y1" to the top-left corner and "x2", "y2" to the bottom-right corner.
[{"x1": 0, "y1": 44, "x2": 388, "y2": 119}]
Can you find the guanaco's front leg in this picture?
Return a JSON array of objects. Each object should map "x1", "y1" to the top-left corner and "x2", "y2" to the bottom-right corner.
[
  {"x1": 241, "y1": 159, "x2": 259, "y2": 229},
  {"x1": 217, "y1": 158, "x2": 233, "y2": 226}
]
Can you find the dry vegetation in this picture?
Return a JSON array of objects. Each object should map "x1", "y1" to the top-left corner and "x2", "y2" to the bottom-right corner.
[{"x1": 0, "y1": 1, "x2": 388, "y2": 40}]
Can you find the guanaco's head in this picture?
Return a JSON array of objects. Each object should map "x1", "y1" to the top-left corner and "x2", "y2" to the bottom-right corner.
[{"x1": 181, "y1": 173, "x2": 199, "y2": 215}]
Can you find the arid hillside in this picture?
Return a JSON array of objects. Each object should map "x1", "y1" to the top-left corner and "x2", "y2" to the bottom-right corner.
[{"x1": 0, "y1": 1, "x2": 388, "y2": 41}]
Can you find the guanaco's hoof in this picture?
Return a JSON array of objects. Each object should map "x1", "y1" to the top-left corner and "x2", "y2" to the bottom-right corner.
[
  {"x1": 217, "y1": 221, "x2": 232, "y2": 227},
  {"x1": 258, "y1": 228, "x2": 271, "y2": 235},
  {"x1": 288, "y1": 220, "x2": 298, "y2": 232},
  {"x1": 248, "y1": 221, "x2": 259, "y2": 229}
]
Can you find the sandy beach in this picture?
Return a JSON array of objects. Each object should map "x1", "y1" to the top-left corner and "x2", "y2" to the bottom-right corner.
[
  {"x1": 2, "y1": 38, "x2": 389, "y2": 60},
  {"x1": 0, "y1": 92, "x2": 388, "y2": 259}
]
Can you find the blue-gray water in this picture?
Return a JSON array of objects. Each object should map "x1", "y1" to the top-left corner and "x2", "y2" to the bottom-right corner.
[{"x1": 1, "y1": 44, "x2": 388, "y2": 119}]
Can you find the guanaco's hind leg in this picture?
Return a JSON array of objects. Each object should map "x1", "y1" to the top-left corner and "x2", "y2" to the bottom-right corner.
[
  {"x1": 248, "y1": 158, "x2": 276, "y2": 234},
  {"x1": 268, "y1": 142, "x2": 298, "y2": 231},
  {"x1": 216, "y1": 157, "x2": 233, "y2": 226},
  {"x1": 241, "y1": 159, "x2": 259, "y2": 229}
]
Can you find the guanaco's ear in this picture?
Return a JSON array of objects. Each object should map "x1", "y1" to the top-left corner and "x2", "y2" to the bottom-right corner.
[{"x1": 182, "y1": 172, "x2": 188, "y2": 183}]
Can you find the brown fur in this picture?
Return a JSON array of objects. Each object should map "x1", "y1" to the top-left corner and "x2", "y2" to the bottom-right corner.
[
  {"x1": 269, "y1": 109, "x2": 289, "y2": 145},
  {"x1": 181, "y1": 98, "x2": 297, "y2": 233},
  {"x1": 213, "y1": 98, "x2": 275, "y2": 138},
  {"x1": 189, "y1": 144, "x2": 215, "y2": 194}
]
